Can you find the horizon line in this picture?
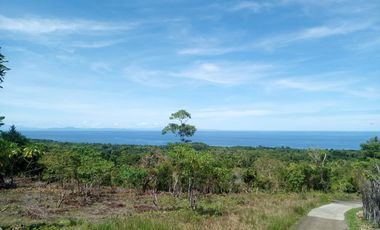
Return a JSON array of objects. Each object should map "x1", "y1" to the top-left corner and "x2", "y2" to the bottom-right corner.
[{"x1": 1, "y1": 126, "x2": 378, "y2": 133}]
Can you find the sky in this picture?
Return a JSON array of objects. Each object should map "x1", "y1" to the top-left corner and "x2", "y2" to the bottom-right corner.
[{"x1": 0, "y1": 0, "x2": 379, "y2": 131}]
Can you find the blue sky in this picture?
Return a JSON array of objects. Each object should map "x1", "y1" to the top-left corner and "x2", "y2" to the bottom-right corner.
[{"x1": 0, "y1": 0, "x2": 379, "y2": 131}]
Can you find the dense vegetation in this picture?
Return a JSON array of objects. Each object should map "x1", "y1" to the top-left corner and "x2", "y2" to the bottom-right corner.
[
  {"x1": 17, "y1": 140, "x2": 361, "y2": 193},
  {"x1": 1, "y1": 125, "x2": 377, "y2": 198}
]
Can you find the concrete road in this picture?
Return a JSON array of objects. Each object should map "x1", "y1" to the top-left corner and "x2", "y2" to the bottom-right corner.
[{"x1": 296, "y1": 201, "x2": 362, "y2": 230}]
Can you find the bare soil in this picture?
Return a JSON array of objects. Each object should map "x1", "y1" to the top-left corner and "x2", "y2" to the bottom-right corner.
[{"x1": 0, "y1": 178, "x2": 155, "y2": 227}]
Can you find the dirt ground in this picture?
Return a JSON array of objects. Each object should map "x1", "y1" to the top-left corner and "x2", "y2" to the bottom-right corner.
[
  {"x1": 1, "y1": 178, "x2": 355, "y2": 230},
  {"x1": 0, "y1": 178, "x2": 158, "y2": 228}
]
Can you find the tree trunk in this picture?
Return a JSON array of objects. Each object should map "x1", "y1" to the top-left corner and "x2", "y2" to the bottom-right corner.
[
  {"x1": 0, "y1": 173, "x2": 5, "y2": 188},
  {"x1": 188, "y1": 178, "x2": 197, "y2": 210},
  {"x1": 361, "y1": 179, "x2": 380, "y2": 227},
  {"x1": 172, "y1": 172, "x2": 180, "y2": 197},
  {"x1": 151, "y1": 189, "x2": 159, "y2": 208},
  {"x1": 191, "y1": 193, "x2": 197, "y2": 211}
]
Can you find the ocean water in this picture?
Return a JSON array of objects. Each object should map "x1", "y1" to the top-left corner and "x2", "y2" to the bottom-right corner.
[{"x1": 20, "y1": 130, "x2": 379, "y2": 150}]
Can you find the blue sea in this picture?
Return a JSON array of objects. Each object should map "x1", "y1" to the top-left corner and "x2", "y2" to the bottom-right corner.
[{"x1": 20, "y1": 130, "x2": 379, "y2": 150}]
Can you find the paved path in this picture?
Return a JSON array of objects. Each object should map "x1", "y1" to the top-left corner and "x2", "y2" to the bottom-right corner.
[{"x1": 297, "y1": 201, "x2": 362, "y2": 230}]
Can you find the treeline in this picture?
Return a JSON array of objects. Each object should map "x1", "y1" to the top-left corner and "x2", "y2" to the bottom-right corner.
[
  {"x1": 37, "y1": 140, "x2": 364, "y2": 194},
  {"x1": 34, "y1": 139, "x2": 380, "y2": 211}
]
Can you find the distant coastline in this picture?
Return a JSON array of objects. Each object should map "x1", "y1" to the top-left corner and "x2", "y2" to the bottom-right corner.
[{"x1": 18, "y1": 130, "x2": 379, "y2": 150}]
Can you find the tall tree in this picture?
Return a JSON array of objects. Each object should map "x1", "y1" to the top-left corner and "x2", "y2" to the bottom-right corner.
[
  {"x1": 162, "y1": 110, "x2": 197, "y2": 142},
  {"x1": 0, "y1": 47, "x2": 10, "y2": 89},
  {"x1": 0, "y1": 47, "x2": 9, "y2": 127}
]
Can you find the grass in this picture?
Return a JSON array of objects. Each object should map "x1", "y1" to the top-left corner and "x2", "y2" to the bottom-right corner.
[
  {"x1": 0, "y1": 180, "x2": 360, "y2": 230},
  {"x1": 69, "y1": 192, "x2": 350, "y2": 230},
  {"x1": 345, "y1": 207, "x2": 376, "y2": 230},
  {"x1": 76, "y1": 217, "x2": 177, "y2": 230}
]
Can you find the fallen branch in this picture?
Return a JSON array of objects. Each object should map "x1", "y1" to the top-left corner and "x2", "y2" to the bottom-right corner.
[{"x1": 0, "y1": 205, "x2": 9, "y2": 213}]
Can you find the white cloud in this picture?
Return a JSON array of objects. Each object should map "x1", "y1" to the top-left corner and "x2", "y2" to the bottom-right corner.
[
  {"x1": 0, "y1": 14, "x2": 135, "y2": 34},
  {"x1": 230, "y1": 1, "x2": 274, "y2": 12},
  {"x1": 256, "y1": 21, "x2": 373, "y2": 50},
  {"x1": 90, "y1": 62, "x2": 112, "y2": 73},
  {"x1": 71, "y1": 39, "x2": 123, "y2": 48},
  {"x1": 176, "y1": 20, "x2": 373, "y2": 56},
  {"x1": 274, "y1": 76, "x2": 379, "y2": 98},
  {"x1": 124, "y1": 62, "x2": 274, "y2": 86},
  {"x1": 177, "y1": 62, "x2": 273, "y2": 85},
  {"x1": 195, "y1": 108, "x2": 271, "y2": 118},
  {"x1": 124, "y1": 66, "x2": 178, "y2": 88},
  {"x1": 177, "y1": 47, "x2": 240, "y2": 56},
  {"x1": 275, "y1": 78, "x2": 342, "y2": 92},
  {"x1": 298, "y1": 22, "x2": 372, "y2": 39}
]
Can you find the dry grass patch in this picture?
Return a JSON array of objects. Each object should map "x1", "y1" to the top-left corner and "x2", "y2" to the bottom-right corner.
[{"x1": 0, "y1": 179, "x2": 357, "y2": 230}]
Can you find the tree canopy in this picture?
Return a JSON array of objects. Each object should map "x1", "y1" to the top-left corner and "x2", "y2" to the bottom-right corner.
[
  {"x1": 0, "y1": 47, "x2": 10, "y2": 88},
  {"x1": 361, "y1": 136, "x2": 380, "y2": 159},
  {"x1": 162, "y1": 110, "x2": 197, "y2": 142},
  {"x1": 0, "y1": 47, "x2": 9, "y2": 127}
]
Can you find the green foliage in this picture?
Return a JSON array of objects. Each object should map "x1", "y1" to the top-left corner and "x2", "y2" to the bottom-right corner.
[
  {"x1": 78, "y1": 216, "x2": 179, "y2": 230},
  {"x1": 361, "y1": 136, "x2": 380, "y2": 159},
  {"x1": 78, "y1": 151, "x2": 114, "y2": 187},
  {"x1": 41, "y1": 150, "x2": 77, "y2": 184},
  {"x1": 0, "y1": 116, "x2": 4, "y2": 127},
  {"x1": 32, "y1": 139, "x2": 371, "y2": 196},
  {"x1": 0, "y1": 139, "x2": 12, "y2": 180},
  {"x1": 1, "y1": 125, "x2": 29, "y2": 147},
  {"x1": 0, "y1": 127, "x2": 43, "y2": 187},
  {"x1": 168, "y1": 143, "x2": 229, "y2": 193},
  {"x1": 242, "y1": 167, "x2": 256, "y2": 188},
  {"x1": 156, "y1": 160, "x2": 174, "y2": 191},
  {"x1": 123, "y1": 167, "x2": 148, "y2": 189},
  {"x1": 162, "y1": 110, "x2": 196, "y2": 142},
  {"x1": 345, "y1": 208, "x2": 373, "y2": 230},
  {"x1": 253, "y1": 157, "x2": 285, "y2": 192},
  {"x1": 0, "y1": 47, "x2": 10, "y2": 88},
  {"x1": 284, "y1": 163, "x2": 307, "y2": 192},
  {"x1": 41, "y1": 147, "x2": 114, "y2": 191},
  {"x1": 329, "y1": 161, "x2": 358, "y2": 193},
  {"x1": 307, "y1": 149, "x2": 331, "y2": 191}
]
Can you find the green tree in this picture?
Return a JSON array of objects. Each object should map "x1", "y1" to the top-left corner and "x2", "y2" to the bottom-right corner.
[
  {"x1": 284, "y1": 163, "x2": 307, "y2": 192},
  {"x1": 0, "y1": 140, "x2": 43, "y2": 187},
  {"x1": 121, "y1": 167, "x2": 148, "y2": 190},
  {"x1": 41, "y1": 147, "x2": 113, "y2": 195},
  {"x1": 0, "y1": 139, "x2": 12, "y2": 185},
  {"x1": 253, "y1": 157, "x2": 285, "y2": 193},
  {"x1": 361, "y1": 136, "x2": 380, "y2": 159},
  {"x1": 307, "y1": 149, "x2": 331, "y2": 191},
  {"x1": 162, "y1": 109, "x2": 196, "y2": 142},
  {"x1": 168, "y1": 144, "x2": 218, "y2": 210},
  {"x1": 329, "y1": 161, "x2": 357, "y2": 193},
  {"x1": 40, "y1": 150, "x2": 75, "y2": 186},
  {"x1": 1, "y1": 125, "x2": 29, "y2": 147},
  {"x1": 77, "y1": 151, "x2": 114, "y2": 194},
  {"x1": 0, "y1": 47, "x2": 10, "y2": 88},
  {"x1": 0, "y1": 47, "x2": 9, "y2": 127}
]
